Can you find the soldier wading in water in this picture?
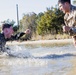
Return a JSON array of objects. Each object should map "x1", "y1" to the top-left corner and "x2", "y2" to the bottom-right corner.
[{"x1": 0, "y1": 23, "x2": 30, "y2": 53}]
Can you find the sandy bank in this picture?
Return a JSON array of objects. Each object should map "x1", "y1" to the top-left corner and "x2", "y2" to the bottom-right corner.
[{"x1": 6, "y1": 39, "x2": 73, "y2": 45}]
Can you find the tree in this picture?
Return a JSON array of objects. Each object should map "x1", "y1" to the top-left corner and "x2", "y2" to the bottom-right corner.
[
  {"x1": 37, "y1": 7, "x2": 64, "y2": 35},
  {"x1": 20, "y1": 12, "x2": 37, "y2": 39},
  {"x1": 1, "y1": 19, "x2": 15, "y2": 26},
  {"x1": 50, "y1": 8, "x2": 64, "y2": 34},
  {"x1": 73, "y1": 0, "x2": 76, "y2": 4}
]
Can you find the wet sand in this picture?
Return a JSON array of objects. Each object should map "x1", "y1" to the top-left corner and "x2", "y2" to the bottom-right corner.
[{"x1": 6, "y1": 39, "x2": 72, "y2": 45}]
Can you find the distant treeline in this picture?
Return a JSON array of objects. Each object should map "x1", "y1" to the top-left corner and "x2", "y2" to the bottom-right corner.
[
  {"x1": 0, "y1": 6, "x2": 65, "y2": 40},
  {"x1": 19, "y1": 6, "x2": 65, "y2": 39}
]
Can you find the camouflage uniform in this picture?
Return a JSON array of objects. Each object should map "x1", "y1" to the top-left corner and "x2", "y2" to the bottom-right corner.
[
  {"x1": 64, "y1": 5, "x2": 76, "y2": 45},
  {"x1": 64, "y1": 5, "x2": 76, "y2": 27},
  {"x1": 0, "y1": 32, "x2": 25, "y2": 52}
]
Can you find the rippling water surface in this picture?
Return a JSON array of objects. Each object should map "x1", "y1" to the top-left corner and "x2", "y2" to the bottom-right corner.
[{"x1": 0, "y1": 43, "x2": 76, "y2": 75}]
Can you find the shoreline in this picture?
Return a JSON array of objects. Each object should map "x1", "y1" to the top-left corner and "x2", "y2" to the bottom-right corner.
[{"x1": 6, "y1": 39, "x2": 73, "y2": 45}]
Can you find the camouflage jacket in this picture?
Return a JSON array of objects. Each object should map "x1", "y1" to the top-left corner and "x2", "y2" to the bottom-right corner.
[
  {"x1": 64, "y1": 5, "x2": 76, "y2": 27},
  {"x1": 0, "y1": 32, "x2": 25, "y2": 52}
]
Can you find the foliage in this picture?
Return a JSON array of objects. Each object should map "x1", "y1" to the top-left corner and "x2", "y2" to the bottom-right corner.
[
  {"x1": 19, "y1": 6, "x2": 65, "y2": 40},
  {"x1": 20, "y1": 12, "x2": 37, "y2": 39},
  {"x1": 36, "y1": 7, "x2": 64, "y2": 35},
  {"x1": 1, "y1": 19, "x2": 15, "y2": 26},
  {"x1": 73, "y1": 0, "x2": 76, "y2": 4},
  {"x1": 0, "y1": 6, "x2": 65, "y2": 40}
]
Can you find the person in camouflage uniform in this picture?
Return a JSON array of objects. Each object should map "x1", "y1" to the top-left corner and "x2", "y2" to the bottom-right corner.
[
  {"x1": 58, "y1": 0, "x2": 76, "y2": 47},
  {"x1": 0, "y1": 23, "x2": 30, "y2": 52}
]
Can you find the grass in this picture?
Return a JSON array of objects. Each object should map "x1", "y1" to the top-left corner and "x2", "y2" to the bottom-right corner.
[{"x1": 31, "y1": 34, "x2": 71, "y2": 41}]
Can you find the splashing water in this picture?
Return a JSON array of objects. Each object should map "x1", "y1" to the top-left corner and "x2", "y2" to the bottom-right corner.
[
  {"x1": 6, "y1": 45, "x2": 33, "y2": 58},
  {"x1": 0, "y1": 44, "x2": 76, "y2": 75}
]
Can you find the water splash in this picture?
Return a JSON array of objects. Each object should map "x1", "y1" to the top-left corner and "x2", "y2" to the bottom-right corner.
[
  {"x1": 0, "y1": 44, "x2": 75, "y2": 75},
  {"x1": 1, "y1": 44, "x2": 76, "y2": 59},
  {"x1": 6, "y1": 45, "x2": 33, "y2": 58}
]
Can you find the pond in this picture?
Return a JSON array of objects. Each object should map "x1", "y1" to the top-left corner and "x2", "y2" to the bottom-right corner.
[{"x1": 0, "y1": 43, "x2": 76, "y2": 75}]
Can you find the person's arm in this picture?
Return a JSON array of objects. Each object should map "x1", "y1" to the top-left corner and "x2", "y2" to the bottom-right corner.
[
  {"x1": 14, "y1": 32, "x2": 25, "y2": 40},
  {"x1": 11, "y1": 29, "x2": 31, "y2": 40},
  {"x1": 63, "y1": 16, "x2": 71, "y2": 32},
  {"x1": 0, "y1": 36, "x2": 6, "y2": 52},
  {"x1": 62, "y1": 26, "x2": 70, "y2": 32},
  {"x1": 11, "y1": 32, "x2": 25, "y2": 40}
]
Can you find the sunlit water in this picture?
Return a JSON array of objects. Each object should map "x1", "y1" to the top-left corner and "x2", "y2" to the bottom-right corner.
[{"x1": 0, "y1": 43, "x2": 76, "y2": 75}]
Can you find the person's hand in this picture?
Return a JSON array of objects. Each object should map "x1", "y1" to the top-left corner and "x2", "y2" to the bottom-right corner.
[
  {"x1": 62, "y1": 26, "x2": 70, "y2": 32},
  {"x1": 24, "y1": 29, "x2": 31, "y2": 34}
]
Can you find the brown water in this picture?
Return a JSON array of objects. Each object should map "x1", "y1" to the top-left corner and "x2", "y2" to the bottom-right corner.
[{"x1": 0, "y1": 44, "x2": 76, "y2": 75}]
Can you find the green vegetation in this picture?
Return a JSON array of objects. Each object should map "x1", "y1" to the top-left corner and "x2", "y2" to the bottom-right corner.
[
  {"x1": 37, "y1": 7, "x2": 64, "y2": 35},
  {"x1": 0, "y1": 6, "x2": 70, "y2": 40},
  {"x1": 73, "y1": 0, "x2": 76, "y2": 4},
  {"x1": 19, "y1": 6, "x2": 67, "y2": 40}
]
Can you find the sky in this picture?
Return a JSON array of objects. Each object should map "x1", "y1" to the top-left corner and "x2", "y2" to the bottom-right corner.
[{"x1": 0, "y1": 0, "x2": 74, "y2": 25}]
